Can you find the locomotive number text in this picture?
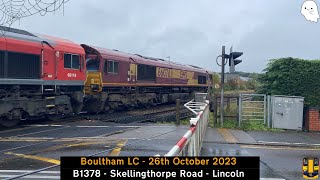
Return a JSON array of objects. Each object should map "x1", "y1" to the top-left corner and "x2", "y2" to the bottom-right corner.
[{"x1": 67, "y1": 73, "x2": 77, "y2": 78}]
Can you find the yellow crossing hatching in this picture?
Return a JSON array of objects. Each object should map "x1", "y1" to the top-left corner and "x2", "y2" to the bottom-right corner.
[
  {"x1": 5, "y1": 152, "x2": 60, "y2": 165},
  {"x1": 217, "y1": 128, "x2": 239, "y2": 143},
  {"x1": 108, "y1": 139, "x2": 128, "y2": 156},
  {"x1": 67, "y1": 142, "x2": 108, "y2": 147}
]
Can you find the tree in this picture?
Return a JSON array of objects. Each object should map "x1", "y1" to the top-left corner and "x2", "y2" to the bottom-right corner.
[{"x1": 257, "y1": 57, "x2": 320, "y2": 106}]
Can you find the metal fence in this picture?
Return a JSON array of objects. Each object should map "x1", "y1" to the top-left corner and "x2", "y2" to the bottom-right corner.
[
  {"x1": 239, "y1": 94, "x2": 267, "y2": 127},
  {"x1": 238, "y1": 94, "x2": 304, "y2": 130},
  {"x1": 165, "y1": 94, "x2": 209, "y2": 156}
]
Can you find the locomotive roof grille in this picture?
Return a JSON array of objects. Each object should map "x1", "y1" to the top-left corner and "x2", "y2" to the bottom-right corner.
[
  {"x1": 0, "y1": 26, "x2": 36, "y2": 37},
  {"x1": 189, "y1": 65, "x2": 202, "y2": 69},
  {"x1": 135, "y1": 54, "x2": 160, "y2": 61}
]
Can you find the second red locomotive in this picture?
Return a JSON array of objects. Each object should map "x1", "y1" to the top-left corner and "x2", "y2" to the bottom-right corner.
[{"x1": 81, "y1": 44, "x2": 211, "y2": 113}]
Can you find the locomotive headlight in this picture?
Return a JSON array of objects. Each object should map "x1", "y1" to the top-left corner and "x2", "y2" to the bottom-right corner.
[{"x1": 90, "y1": 84, "x2": 99, "y2": 91}]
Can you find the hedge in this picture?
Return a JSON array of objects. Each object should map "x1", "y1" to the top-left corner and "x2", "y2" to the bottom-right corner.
[{"x1": 257, "y1": 57, "x2": 320, "y2": 107}]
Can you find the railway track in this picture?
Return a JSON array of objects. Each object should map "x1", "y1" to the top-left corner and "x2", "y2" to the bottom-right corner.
[
  {"x1": 81, "y1": 104, "x2": 194, "y2": 124},
  {"x1": 0, "y1": 103, "x2": 194, "y2": 131}
]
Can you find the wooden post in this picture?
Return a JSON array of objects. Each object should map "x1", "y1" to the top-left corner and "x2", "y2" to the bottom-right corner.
[
  {"x1": 214, "y1": 95, "x2": 218, "y2": 125},
  {"x1": 237, "y1": 96, "x2": 240, "y2": 127},
  {"x1": 226, "y1": 97, "x2": 231, "y2": 114},
  {"x1": 176, "y1": 99, "x2": 181, "y2": 125}
]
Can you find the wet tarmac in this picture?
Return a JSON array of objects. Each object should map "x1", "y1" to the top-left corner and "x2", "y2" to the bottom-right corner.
[
  {"x1": 202, "y1": 128, "x2": 320, "y2": 180},
  {"x1": 0, "y1": 119, "x2": 189, "y2": 179},
  {"x1": 1, "y1": 119, "x2": 319, "y2": 180}
]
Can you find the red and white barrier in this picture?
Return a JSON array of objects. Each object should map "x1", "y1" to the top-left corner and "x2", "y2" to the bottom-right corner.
[{"x1": 165, "y1": 94, "x2": 209, "y2": 156}]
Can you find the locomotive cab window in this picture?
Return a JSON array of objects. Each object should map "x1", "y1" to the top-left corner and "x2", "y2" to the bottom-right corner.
[
  {"x1": 198, "y1": 75, "x2": 207, "y2": 84},
  {"x1": 64, "y1": 53, "x2": 80, "y2": 69},
  {"x1": 86, "y1": 58, "x2": 100, "y2": 71},
  {"x1": 106, "y1": 60, "x2": 119, "y2": 74}
]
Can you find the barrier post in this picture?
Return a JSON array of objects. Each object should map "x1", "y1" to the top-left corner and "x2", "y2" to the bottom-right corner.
[
  {"x1": 176, "y1": 99, "x2": 181, "y2": 125},
  {"x1": 165, "y1": 93, "x2": 210, "y2": 156}
]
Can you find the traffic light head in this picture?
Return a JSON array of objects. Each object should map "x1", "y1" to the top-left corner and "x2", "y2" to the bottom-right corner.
[
  {"x1": 230, "y1": 52, "x2": 243, "y2": 60},
  {"x1": 229, "y1": 50, "x2": 243, "y2": 73},
  {"x1": 234, "y1": 59, "x2": 242, "y2": 65}
]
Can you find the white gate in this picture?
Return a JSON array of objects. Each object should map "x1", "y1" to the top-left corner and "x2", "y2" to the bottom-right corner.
[{"x1": 239, "y1": 94, "x2": 267, "y2": 126}]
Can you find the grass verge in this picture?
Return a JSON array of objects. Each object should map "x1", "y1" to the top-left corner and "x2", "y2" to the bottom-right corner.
[{"x1": 211, "y1": 116, "x2": 284, "y2": 132}]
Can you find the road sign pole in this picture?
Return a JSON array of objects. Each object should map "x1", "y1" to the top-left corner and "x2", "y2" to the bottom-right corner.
[{"x1": 220, "y1": 46, "x2": 225, "y2": 127}]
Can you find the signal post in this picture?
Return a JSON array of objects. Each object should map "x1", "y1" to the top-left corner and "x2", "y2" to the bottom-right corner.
[{"x1": 216, "y1": 46, "x2": 243, "y2": 126}]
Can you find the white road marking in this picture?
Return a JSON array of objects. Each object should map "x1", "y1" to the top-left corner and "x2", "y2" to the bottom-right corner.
[
  {"x1": 258, "y1": 140, "x2": 320, "y2": 146},
  {"x1": 0, "y1": 170, "x2": 60, "y2": 179},
  {"x1": 48, "y1": 125, "x2": 64, "y2": 127},
  {"x1": 12, "y1": 126, "x2": 68, "y2": 137},
  {"x1": 0, "y1": 175, "x2": 60, "y2": 179},
  {"x1": 76, "y1": 125, "x2": 142, "y2": 128},
  {"x1": 0, "y1": 170, "x2": 59, "y2": 173},
  {"x1": 24, "y1": 124, "x2": 142, "y2": 128}
]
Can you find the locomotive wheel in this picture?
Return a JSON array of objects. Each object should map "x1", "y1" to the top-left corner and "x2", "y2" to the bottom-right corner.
[{"x1": 0, "y1": 117, "x2": 20, "y2": 127}]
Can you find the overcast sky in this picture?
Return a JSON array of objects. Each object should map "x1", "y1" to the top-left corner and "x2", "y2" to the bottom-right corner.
[{"x1": 9, "y1": 0, "x2": 320, "y2": 73}]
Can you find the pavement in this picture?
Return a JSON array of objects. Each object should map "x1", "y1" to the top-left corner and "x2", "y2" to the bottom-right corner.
[
  {"x1": 203, "y1": 128, "x2": 320, "y2": 147},
  {"x1": 201, "y1": 128, "x2": 320, "y2": 180}
]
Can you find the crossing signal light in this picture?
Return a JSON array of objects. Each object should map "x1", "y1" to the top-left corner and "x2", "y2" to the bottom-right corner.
[
  {"x1": 229, "y1": 52, "x2": 243, "y2": 66},
  {"x1": 229, "y1": 48, "x2": 243, "y2": 73}
]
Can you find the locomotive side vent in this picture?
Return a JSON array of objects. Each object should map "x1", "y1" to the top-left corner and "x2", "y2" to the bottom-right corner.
[{"x1": 7, "y1": 52, "x2": 40, "y2": 79}]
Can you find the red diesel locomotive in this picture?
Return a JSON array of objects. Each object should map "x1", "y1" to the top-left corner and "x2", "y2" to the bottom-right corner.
[
  {"x1": 0, "y1": 26, "x2": 86, "y2": 127},
  {"x1": 81, "y1": 44, "x2": 211, "y2": 113},
  {"x1": 0, "y1": 26, "x2": 212, "y2": 127}
]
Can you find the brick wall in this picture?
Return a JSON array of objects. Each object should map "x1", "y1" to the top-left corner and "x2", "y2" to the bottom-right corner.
[{"x1": 304, "y1": 107, "x2": 320, "y2": 132}]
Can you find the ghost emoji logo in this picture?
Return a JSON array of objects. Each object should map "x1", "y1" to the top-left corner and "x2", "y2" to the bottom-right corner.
[{"x1": 301, "y1": 0, "x2": 320, "y2": 22}]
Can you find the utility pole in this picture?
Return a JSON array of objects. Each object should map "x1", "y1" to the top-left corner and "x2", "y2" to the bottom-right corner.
[{"x1": 220, "y1": 46, "x2": 226, "y2": 127}]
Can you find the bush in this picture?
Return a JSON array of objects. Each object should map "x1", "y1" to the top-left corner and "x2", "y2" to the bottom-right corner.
[{"x1": 258, "y1": 57, "x2": 320, "y2": 107}]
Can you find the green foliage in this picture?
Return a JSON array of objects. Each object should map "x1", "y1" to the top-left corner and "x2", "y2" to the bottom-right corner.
[
  {"x1": 245, "y1": 79, "x2": 256, "y2": 90},
  {"x1": 225, "y1": 79, "x2": 239, "y2": 91},
  {"x1": 212, "y1": 73, "x2": 220, "y2": 84},
  {"x1": 257, "y1": 57, "x2": 320, "y2": 107}
]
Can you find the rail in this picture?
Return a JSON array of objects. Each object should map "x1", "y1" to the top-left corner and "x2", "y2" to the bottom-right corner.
[{"x1": 165, "y1": 93, "x2": 209, "y2": 156}]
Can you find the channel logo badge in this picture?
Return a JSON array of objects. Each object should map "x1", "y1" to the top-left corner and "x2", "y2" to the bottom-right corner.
[{"x1": 303, "y1": 157, "x2": 319, "y2": 179}]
